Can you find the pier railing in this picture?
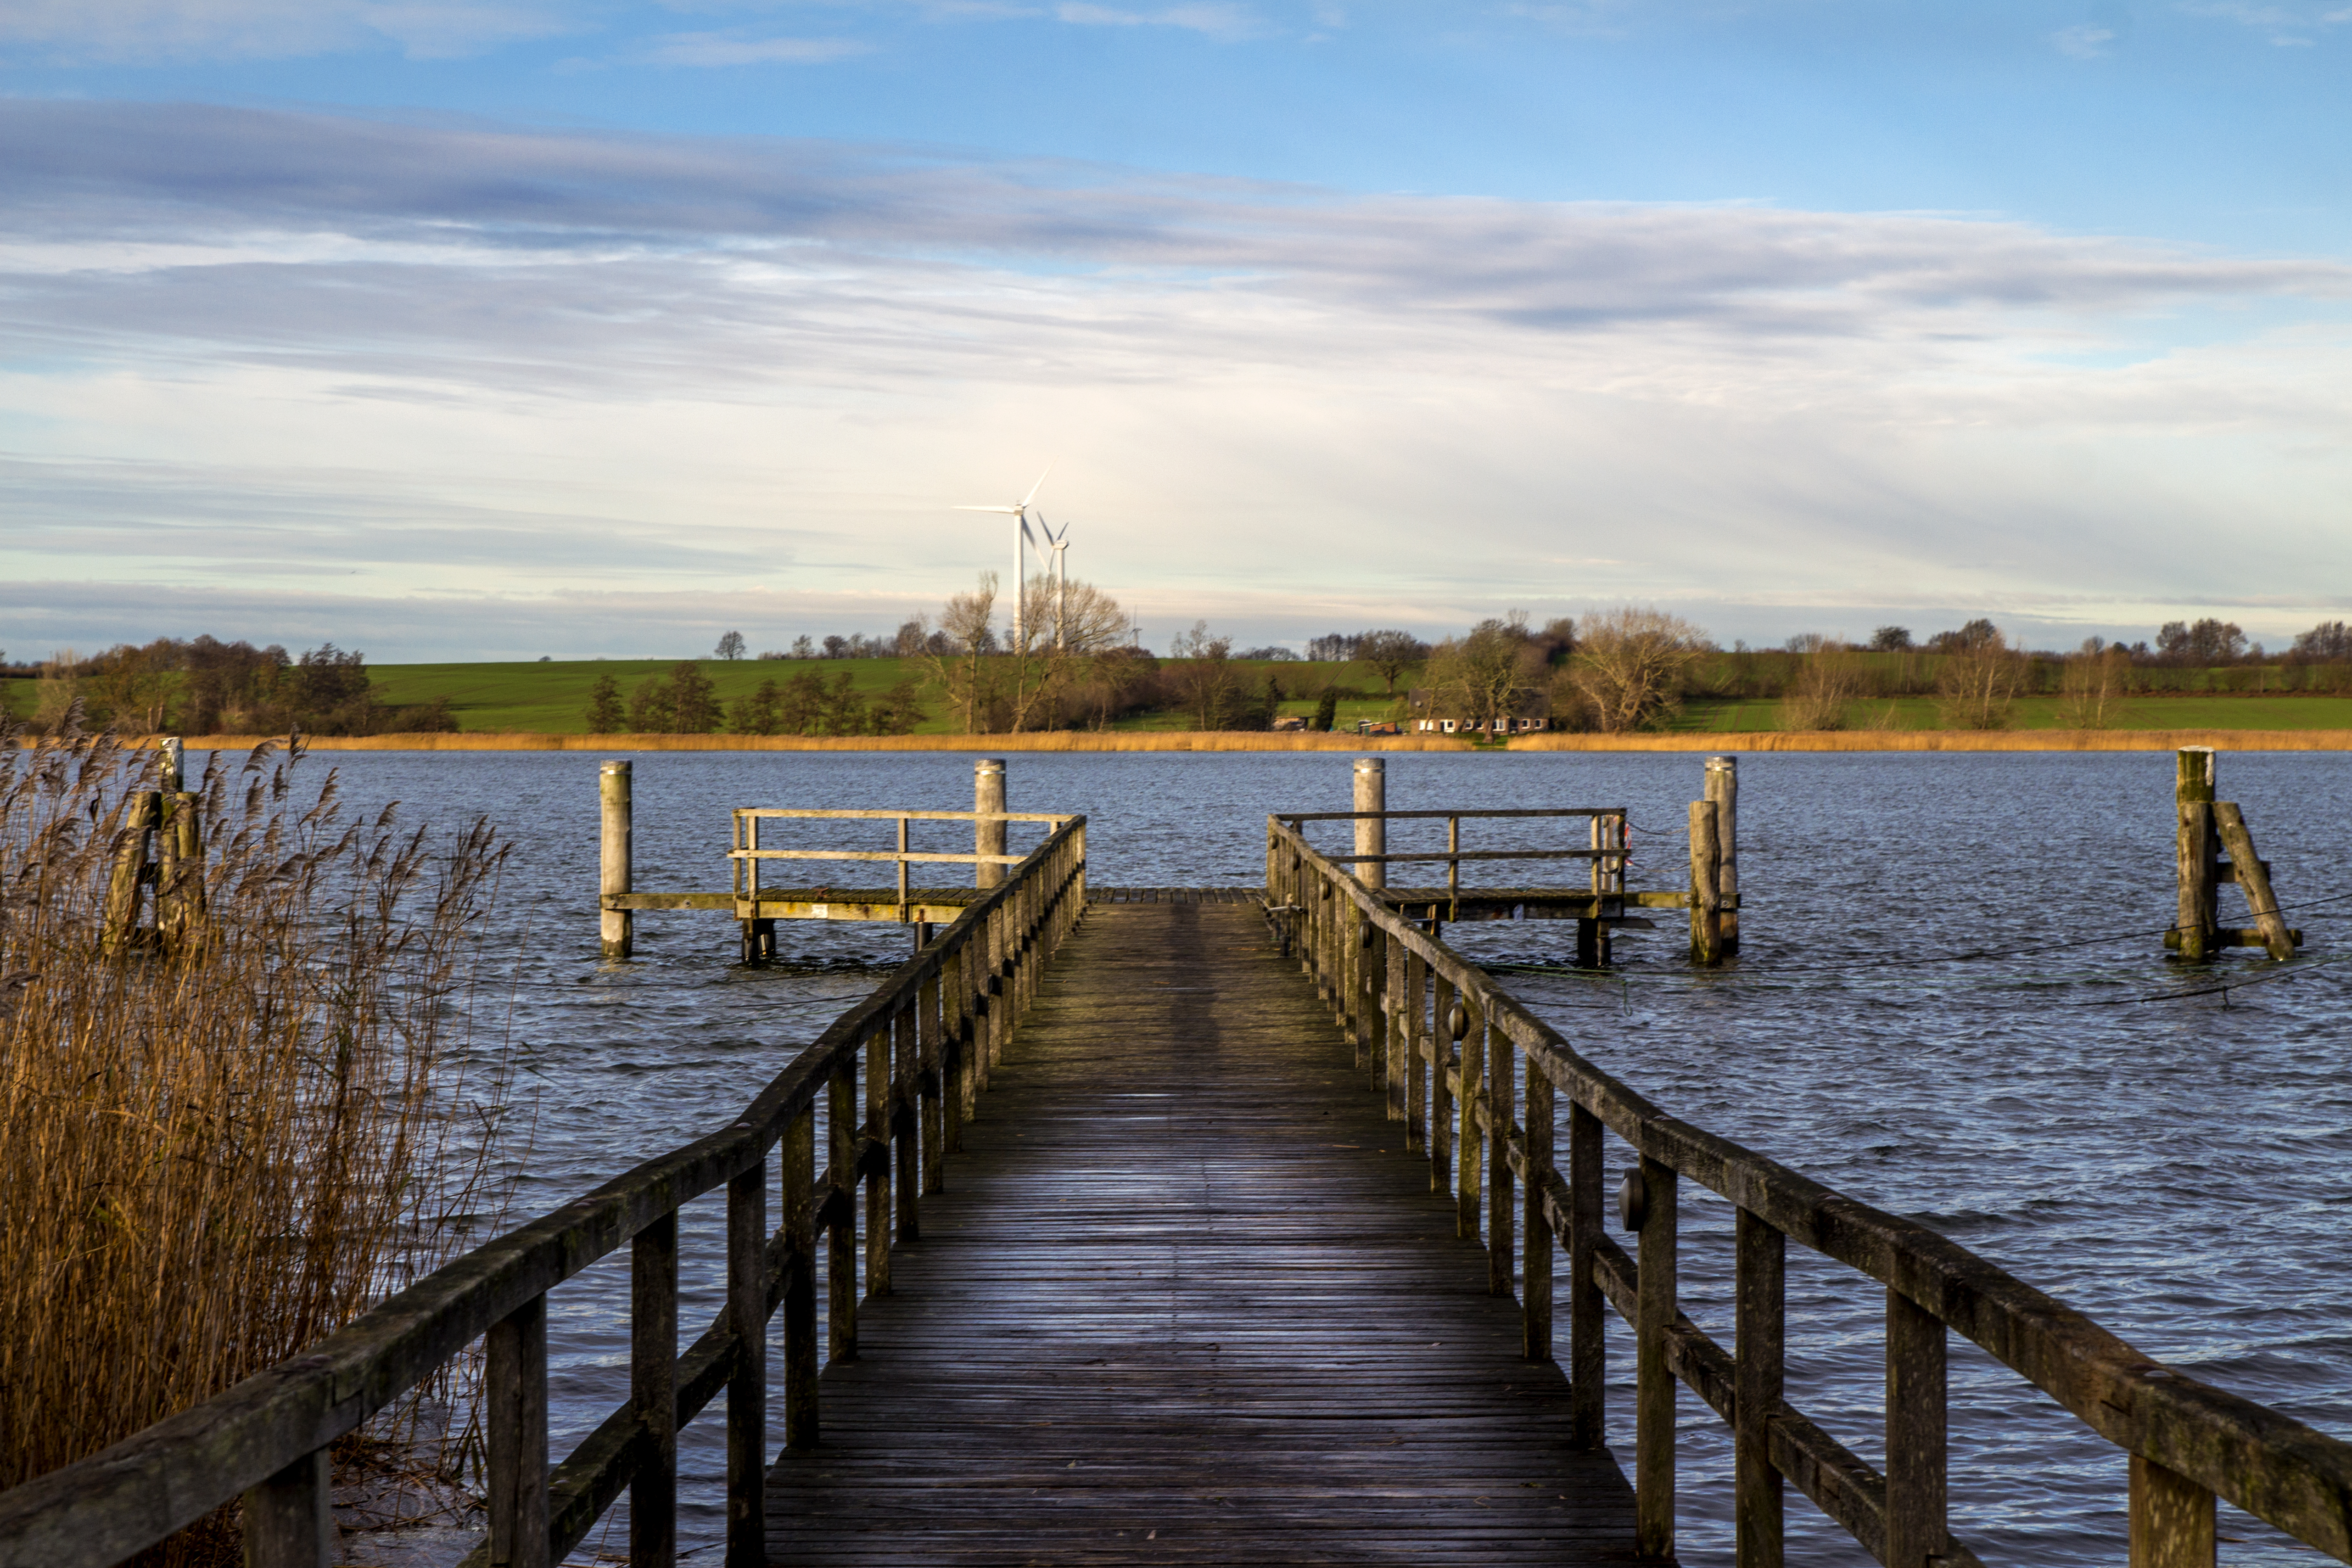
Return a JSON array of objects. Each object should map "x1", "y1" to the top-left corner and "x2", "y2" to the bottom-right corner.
[
  {"x1": 0, "y1": 817, "x2": 1088, "y2": 1568},
  {"x1": 1267, "y1": 815, "x2": 2352, "y2": 1568}
]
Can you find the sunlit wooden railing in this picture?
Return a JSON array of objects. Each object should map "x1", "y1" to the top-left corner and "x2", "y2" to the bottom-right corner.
[
  {"x1": 1267, "y1": 815, "x2": 2352, "y2": 1568},
  {"x1": 0, "y1": 818, "x2": 1087, "y2": 1568}
]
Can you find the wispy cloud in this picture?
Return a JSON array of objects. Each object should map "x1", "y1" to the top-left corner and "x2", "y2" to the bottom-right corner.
[
  {"x1": 2177, "y1": 0, "x2": 2352, "y2": 44},
  {"x1": 644, "y1": 29, "x2": 868, "y2": 63},
  {"x1": 2052, "y1": 23, "x2": 2116, "y2": 56},
  {"x1": 2, "y1": 101, "x2": 2348, "y2": 655},
  {"x1": 1053, "y1": 3, "x2": 1260, "y2": 40},
  {"x1": 0, "y1": 0, "x2": 571, "y2": 62}
]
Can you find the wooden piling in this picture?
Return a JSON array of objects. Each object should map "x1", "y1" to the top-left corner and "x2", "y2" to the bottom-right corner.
[
  {"x1": 2213, "y1": 803, "x2": 2297, "y2": 960},
  {"x1": 2174, "y1": 748, "x2": 2217, "y2": 960},
  {"x1": 1353, "y1": 757, "x2": 1385, "y2": 889},
  {"x1": 99, "y1": 790, "x2": 159, "y2": 957},
  {"x1": 157, "y1": 792, "x2": 206, "y2": 953},
  {"x1": 599, "y1": 761, "x2": 633, "y2": 960},
  {"x1": 1708, "y1": 756, "x2": 1739, "y2": 954},
  {"x1": 974, "y1": 759, "x2": 1006, "y2": 890},
  {"x1": 1689, "y1": 798, "x2": 1723, "y2": 965}
]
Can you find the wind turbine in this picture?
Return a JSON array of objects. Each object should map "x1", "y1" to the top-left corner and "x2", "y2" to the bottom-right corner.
[
  {"x1": 955, "y1": 465, "x2": 1051, "y2": 653},
  {"x1": 1038, "y1": 517, "x2": 1071, "y2": 651}
]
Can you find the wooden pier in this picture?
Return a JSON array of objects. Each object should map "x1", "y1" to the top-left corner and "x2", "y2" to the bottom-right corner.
[
  {"x1": 6, "y1": 758, "x2": 2352, "y2": 1568},
  {"x1": 767, "y1": 898, "x2": 1643, "y2": 1563}
]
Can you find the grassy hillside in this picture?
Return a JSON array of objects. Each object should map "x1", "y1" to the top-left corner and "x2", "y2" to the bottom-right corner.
[{"x1": 13, "y1": 657, "x2": 2352, "y2": 735}]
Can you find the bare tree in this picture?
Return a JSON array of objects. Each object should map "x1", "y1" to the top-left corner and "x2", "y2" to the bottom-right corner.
[
  {"x1": 1423, "y1": 616, "x2": 1544, "y2": 732},
  {"x1": 1567, "y1": 607, "x2": 1709, "y2": 733},
  {"x1": 1781, "y1": 652, "x2": 1859, "y2": 731},
  {"x1": 713, "y1": 630, "x2": 746, "y2": 661},
  {"x1": 1167, "y1": 620, "x2": 1244, "y2": 729},
  {"x1": 1356, "y1": 629, "x2": 1427, "y2": 696},
  {"x1": 1934, "y1": 625, "x2": 2022, "y2": 729},
  {"x1": 2057, "y1": 640, "x2": 2129, "y2": 729}
]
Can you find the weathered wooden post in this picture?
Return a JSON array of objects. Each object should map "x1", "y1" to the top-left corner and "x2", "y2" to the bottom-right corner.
[
  {"x1": 974, "y1": 758, "x2": 1007, "y2": 890},
  {"x1": 1734, "y1": 1208, "x2": 1785, "y2": 1565},
  {"x1": 1634, "y1": 1156, "x2": 1679, "y2": 1560},
  {"x1": 1707, "y1": 755, "x2": 1739, "y2": 954},
  {"x1": 2129, "y1": 1454, "x2": 2218, "y2": 1568},
  {"x1": 100, "y1": 790, "x2": 160, "y2": 957},
  {"x1": 2174, "y1": 747, "x2": 2216, "y2": 962},
  {"x1": 1885, "y1": 1289, "x2": 1950, "y2": 1568},
  {"x1": 1353, "y1": 756, "x2": 1385, "y2": 889},
  {"x1": 157, "y1": 736, "x2": 184, "y2": 793},
  {"x1": 600, "y1": 760, "x2": 633, "y2": 960},
  {"x1": 1689, "y1": 798, "x2": 1723, "y2": 965},
  {"x1": 2213, "y1": 804, "x2": 2296, "y2": 960}
]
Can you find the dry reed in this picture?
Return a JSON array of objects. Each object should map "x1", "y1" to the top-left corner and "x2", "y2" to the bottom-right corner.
[
  {"x1": 0, "y1": 726, "x2": 517, "y2": 1562},
  {"x1": 1511, "y1": 728, "x2": 2352, "y2": 752},
  {"x1": 156, "y1": 730, "x2": 1477, "y2": 753}
]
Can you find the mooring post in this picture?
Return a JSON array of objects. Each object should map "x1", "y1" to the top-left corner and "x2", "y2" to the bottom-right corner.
[
  {"x1": 157, "y1": 735, "x2": 184, "y2": 793},
  {"x1": 1689, "y1": 798, "x2": 1723, "y2": 965},
  {"x1": 974, "y1": 758, "x2": 1007, "y2": 890},
  {"x1": 100, "y1": 790, "x2": 160, "y2": 957},
  {"x1": 2174, "y1": 747, "x2": 2216, "y2": 961},
  {"x1": 600, "y1": 760, "x2": 633, "y2": 960},
  {"x1": 1707, "y1": 755, "x2": 1739, "y2": 954},
  {"x1": 1353, "y1": 756, "x2": 1386, "y2": 889},
  {"x1": 2213, "y1": 803, "x2": 2298, "y2": 960}
]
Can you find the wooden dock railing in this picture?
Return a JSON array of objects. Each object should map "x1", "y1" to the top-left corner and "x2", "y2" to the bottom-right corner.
[
  {"x1": 1266, "y1": 814, "x2": 2352, "y2": 1568},
  {"x1": 0, "y1": 817, "x2": 1088, "y2": 1568}
]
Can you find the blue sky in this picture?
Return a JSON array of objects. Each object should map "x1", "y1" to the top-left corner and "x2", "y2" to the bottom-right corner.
[{"x1": 3, "y1": 2, "x2": 2349, "y2": 659}]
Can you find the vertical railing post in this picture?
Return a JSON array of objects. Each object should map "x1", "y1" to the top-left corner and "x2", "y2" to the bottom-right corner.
[
  {"x1": 986, "y1": 903, "x2": 1008, "y2": 1069},
  {"x1": 1885, "y1": 1288, "x2": 1949, "y2": 1568},
  {"x1": 894, "y1": 1002, "x2": 920, "y2": 1241},
  {"x1": 783, "y1": 1109, "x2": 819, "y2": 1450},
  {"x1": 943, "y1": 948, "x2": 968, "y2": 1151},
  {"x1": 828, "y1": 1059, "x2": 859, "y2": 1360},
  {"x1": 631, "y1": 1210, "x2": 678, "y2": 1568},
  {"x1": 1635, "y1": 1156, "x2": 1678, "y2": 1561},
  {"x1": 1486, "y1": 1020, "x2": 1515, "y2": 1299},
  {"x1": 2130, "y1": 1455, "x2": 2218, "y2": 1568},
  {"x1": 1430, "y1": 970, "x2": 1456, "y2": 1193},
  {"x1": 600, "y1": 760, "x2": 632, "y2": 960},
  {"x1": 864, "y1": 1026, "x2": 891, "y2": 1297},
  {"x1": 241, "y1": 1450, "x2": 332, "y2": 1568},
  {"x1": 1566, "y1": 1102, "x2": 1604, "y2": 1445},
  {"x1": 487, "y1": 1295, "x2": 550, "y2": 1568},
  {"x1": 1456, "y1": 987, "x2": 1484, "y2": 1239},
  {"x1": 1373, "y1": 926, "x2": 1392, "y2": 1124},
  {"x1": 725, "y1": 1159, "x2": 767, "y2": 1568},
  {"x1": 1522, "y1": 1057, "x2": 1554, "y2": 1362},
  {"x1": 1353, "y1": 756, "x2": 1386, "y2": 889},
  {"x1": 1735, "y1": 1207, "x2": 1784, "y2": 1568},
  {"x1": 1405, "y1": 943, "x2": 1428, "y2": 1151}
]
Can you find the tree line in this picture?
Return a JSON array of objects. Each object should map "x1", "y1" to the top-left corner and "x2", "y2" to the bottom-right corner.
[
  {"x1": 8, "y1": 638, "x2": 456, "y2": 737},
  {"x1": 582, "y1": 663, "x2": 925, "y2": 736}
]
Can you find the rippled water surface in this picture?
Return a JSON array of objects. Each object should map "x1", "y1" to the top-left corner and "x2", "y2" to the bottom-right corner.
[{"x1": 308, "y1": 748, "x2": 2352, "y2": 1566}]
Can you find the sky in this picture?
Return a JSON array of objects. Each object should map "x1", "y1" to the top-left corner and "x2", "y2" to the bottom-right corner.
[{"x1": 2, "y1": 1, "x2": 2349, "y2": 661}]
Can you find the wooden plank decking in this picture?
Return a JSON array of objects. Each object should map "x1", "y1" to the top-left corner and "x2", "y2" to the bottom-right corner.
[{"x1": 765, "y1": 900, "x2": 1645, "y2": 1565}]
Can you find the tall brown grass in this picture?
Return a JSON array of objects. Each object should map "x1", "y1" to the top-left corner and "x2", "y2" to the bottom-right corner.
[{"x1": 0, "y1": 726, "x2": 517, "y2": 1561}]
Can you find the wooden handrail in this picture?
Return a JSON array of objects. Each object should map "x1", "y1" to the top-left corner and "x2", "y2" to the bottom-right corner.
[
  {"x1": 0, "y1": 818, "x2": 1089, "y2": 1568},
  {"x1": 1267, "y1": 816, "x2": 2352, "y2": 1567}
]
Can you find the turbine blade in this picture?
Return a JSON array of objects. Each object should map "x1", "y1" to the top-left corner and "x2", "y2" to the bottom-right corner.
[
  {"x1": 1022, "y1": 462, "x2": 1055, "y2": 507},
  {"x1": 955, "y1": 505, "x2": 1019, "y2": 513}
]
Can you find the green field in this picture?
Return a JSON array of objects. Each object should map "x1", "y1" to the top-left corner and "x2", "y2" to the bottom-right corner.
[
  {"x1": 11, "y1": 657, "x2": 2352, "y2": 735},
  {"x1": 370, "y1": 658, "x2": 1410, "y2": 734}
]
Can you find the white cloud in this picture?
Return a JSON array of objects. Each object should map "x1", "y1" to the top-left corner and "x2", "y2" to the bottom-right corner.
[
  {"x1": 0, "y1": 0, "x2": 569, "y2": 62},
  {"x1": 1, "y1": 102, "x2": 2348, "y2": 656},
  {"x1": 1053, "y1": 3, "x2": 1260, "y2": 39},
  {"x1": 2052, "y1": 23, "x2": 2116, "y2": 56},
  {"x1": 644, "y1": 29, "x2": 868, "y2": 63}
]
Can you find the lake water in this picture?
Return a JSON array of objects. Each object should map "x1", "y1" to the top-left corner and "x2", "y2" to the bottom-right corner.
[{"x1": 290, "y1": 746, "x2": 2352, "y2": 1567}]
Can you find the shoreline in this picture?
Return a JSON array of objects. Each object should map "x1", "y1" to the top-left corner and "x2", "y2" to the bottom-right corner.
[{"x1": 118, "y1": 726, "x2": 2352, "y2": 753}]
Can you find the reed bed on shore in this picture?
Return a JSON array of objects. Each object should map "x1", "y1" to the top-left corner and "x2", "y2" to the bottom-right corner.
[
  {"x1": 0, "y1": 727, "x2": 517, "y2": 1563},
  {"x1": 1508, "y1": 728, "x2": 2352, "y2": 752},
  {"x1": 159, "y1": 729, "x2": 1478, "y2": 753}
]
